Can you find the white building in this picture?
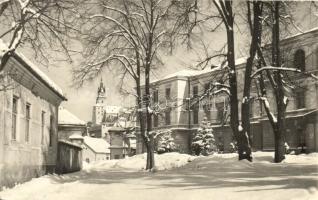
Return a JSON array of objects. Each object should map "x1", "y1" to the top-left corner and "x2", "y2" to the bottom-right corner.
[
  {"x1": 0, "y1": 48, "x2": 66, "y2": 187},
  {"x1": 82, "y1": 136, "x2": 110, "y2": 162}
]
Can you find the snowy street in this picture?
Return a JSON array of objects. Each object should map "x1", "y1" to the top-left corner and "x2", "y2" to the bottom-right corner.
[{"x1": 0, "y1": 152, "x2": 317, "y2": 200}]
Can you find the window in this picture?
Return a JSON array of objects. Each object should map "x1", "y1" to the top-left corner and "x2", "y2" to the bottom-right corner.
[
  {"x1": 165, "y1": 88, "x2": 171, "y2": 100},
  {"x1": 192, "y1": 85, "x2": 199, "y2": 124},
  {"x1": 153, "y1": 90, "x2": 159, "y2": 128},
  {"x1": 249, "y1": 99, "x2": 254, "y2": 118},
  {"x1": 193, "y1": 85, "x2": 198, "y2": 97},
  {"x1": 154, "y1": 115, "x2": 159, "y2": 127},
  {"x1": 165, "y1": 108, "x2": 171, "y2": 125},
  {"x1": 41, "y1": 111, "x2": 45, "y2": 144},
  {"x1": 49, "y1": 115, "x2": 53, "y2": 146},
  {"x1": 204, "y1": 83, "x2": 210, "y2": 95},
  {"x1": 294, "y1": 49, "x2": 305, "y2": 71},
  {"x1": 12, "y1": 97, "x2": 18, "y2": 140},
  {"x1": 295, "y1": 90, "x2": 305, "y2": 109},
  {"x1": 216, "y1": 102, "x2": 224, "y2": 123},
  {"x1": 25, "y1": 103, "x2": 31, "y2": 142},
  {"x1": 153, "y1": 90, "x2": 158, "y2": 103},
  {"x1": 193, "y1": 108, "x2": 199, "y2": 124},
  {"x1": 203, "y1": 103, "x2": 211, "y2": 121}
]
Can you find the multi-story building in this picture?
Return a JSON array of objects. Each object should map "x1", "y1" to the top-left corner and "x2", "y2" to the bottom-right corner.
[
  {"x1": 0, "y1": 51, "x2": 66, "y2": 187},
  {"x1": 136, "y1": 28, "x2": 318, "y2": 154}
]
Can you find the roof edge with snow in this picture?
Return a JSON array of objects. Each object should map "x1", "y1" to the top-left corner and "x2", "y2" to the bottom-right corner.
[{"x1": 12, "y1": 53, "x2": 67, "y2": 101}]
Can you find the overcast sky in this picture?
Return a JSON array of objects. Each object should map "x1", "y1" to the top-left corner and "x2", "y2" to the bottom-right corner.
[{"x1": 21, "y1": 2, "x2": 318, "y2": 122}]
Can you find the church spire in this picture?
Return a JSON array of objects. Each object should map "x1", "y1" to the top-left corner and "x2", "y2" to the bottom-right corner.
[
  {"x1": 96, "y1": 78, "x2": 106, "y2": 104},
  {"x1": 98, "y1": 78, "x2": 105, "y2": 94}
]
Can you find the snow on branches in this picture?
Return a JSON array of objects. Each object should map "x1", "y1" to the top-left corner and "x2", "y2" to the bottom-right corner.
[
  {"x1": 153, "y1": 129, "x2": 178, "y2": 154},
  {"x1": 191, "y1": 119, "x2": 217, "y2": 156}
]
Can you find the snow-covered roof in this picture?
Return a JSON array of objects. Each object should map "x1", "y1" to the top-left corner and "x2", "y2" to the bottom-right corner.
[
  {"x1": 148, "y1": 57, "x2": 247, "y2": 85},
  {"x1": 83, "y1": 136, "x2": 110, "y2": 154},
  {"x1": 0, "y1": 40, "x2": 66, "y2": 100},
  {"x1": 58, "y1": 139, "x2": 83, "y2": 149},
  {"x1": 104, "y1": 105, "x2": 121, "y2": 114},
  {"x1": 283, "y1": 26, "x2": 318, "y2": 41},
  {"x1": 108, "y1": 126, "x2": 125, "y2": 132},
  {"x1": 58, "y1": 107, "x2": 86, "y2": 125},
  {"x1": 112, "y1": 116, "x2": 136, "y2": 128},
  {"x1": 162, "y1": 69, "x2": 199, "y2": 79},
  {"x1": 69, "y1": 134, "x2": 84, "y2": 140}
]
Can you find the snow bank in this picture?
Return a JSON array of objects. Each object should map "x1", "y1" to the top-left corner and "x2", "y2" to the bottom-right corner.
[
  {"x1": 0, "y1": 152, "x2": 317, "y2": 200},
  {"x1": 88, "y1": 152, "x2": 196, "y2": 171}
]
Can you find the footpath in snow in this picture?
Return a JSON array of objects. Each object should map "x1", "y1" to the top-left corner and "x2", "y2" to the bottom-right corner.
[{"x1": 0, "y1": 152, "x2": 317, "y2": 200}]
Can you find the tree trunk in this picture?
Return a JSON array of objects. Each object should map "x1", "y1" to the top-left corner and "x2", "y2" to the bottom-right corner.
[
  {"x1": 240, "y1": 1, "x2": 263, "y2": 161},
  {"x1": 272, "y1": 1, "x2": 285, "y2": 163},
  {"x1": 224, "y1": 1, "x2": 251, "y2": 161},
  {"x1": 135, "y1": 53, "x2": 151, "y2": 169},
  {"x1": 145, "y1": 63, "x2": 155, "y2": 170}
]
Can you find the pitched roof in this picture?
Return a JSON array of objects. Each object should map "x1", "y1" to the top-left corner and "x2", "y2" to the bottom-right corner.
[
  {"x1": 0, "y1": 39, "x2": 66, "y2": 100},
  {"x1": 83, "y1": 136, "x2": 110, "y2": 154},
  {"x1": 58, "y1": 107, "x2": 86, "y2": 125},
  {"x1": 148, "y1": 57, "x2": 247, "y2": 85},
  {"x1": 58, "y1": 139, "x2": 82, "y2": 149},
  {"x1": 104, "y1": 105, "x2": 121, "y2": 113}
]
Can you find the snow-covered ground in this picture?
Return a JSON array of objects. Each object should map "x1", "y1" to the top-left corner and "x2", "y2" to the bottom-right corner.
[{"x1": 0, "y1": 152, "x2": 317, "y2": 200}]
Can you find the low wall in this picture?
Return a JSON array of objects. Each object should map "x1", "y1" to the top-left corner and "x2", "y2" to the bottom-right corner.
[{"x1": 56, "y1": 140, "x2": 82, "y2": 174}]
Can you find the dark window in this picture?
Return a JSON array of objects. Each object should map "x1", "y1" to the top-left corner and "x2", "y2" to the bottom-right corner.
[
  {"x1": 12, "y1": 97, "x2": 18, "y2": 140},
  {"x1": 295, "y1": 90, "x2": 305, "y2": 109},
  {"x1": 153, "y1": 90, "x2": 158, "y2": 103},
  {"x1": 192, "y1": 85, "x2": 199, "y2": 124},
  {"x1": 216, "y1": 102, "x2": 224, "y2": 123},
  {"x1": 114, "y1": 155, "x2": 120, "y2": 159},
  {"x1": 294, "y1": 49, "x2": 305, "y2": 71},
  {"x1": 193, "y1": 108, "x2": 199, "y2": 124},
  {"x1": 249, "y1": 99, "x2": 254, "y2": 118},
  {"x1": 203, "y1": 103, "x2": 211, "y2": 121},
  {"x1": 41, "y1": 111, "x2": 45, "y2": 144},
  {"x1": 154, "y1": 115, "x2": 159, "y2": 127},
  {"x1": 165, "y1": 109, "x2": 171, "y2": 125},
  {"x1": 49, "y1": 115, "x2": 53, "y2": 146},
  {"x1": 25, "y1": 103, "x2": 31, "y2": 142},
  {"x1": 165, "y1": 88, "x2": 171, "y2": 100},
  {"x1": 193, "y1": 85, "x2": 198, "y2": 97},
  {"x1": 204, "y1": 83, "x2": 210, "y2": 95}
]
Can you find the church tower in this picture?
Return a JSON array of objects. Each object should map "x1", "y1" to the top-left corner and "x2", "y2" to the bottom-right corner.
[
  {"x1": 92, "y1": 79, "x2": 106, "y2": 124},
  {"x1": 96, "y1": 79, "x2": 106, "y2": 104}
]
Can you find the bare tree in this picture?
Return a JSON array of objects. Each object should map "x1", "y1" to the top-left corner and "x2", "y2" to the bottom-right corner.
[
  {"x1": 0, "y1": 0, "x2": 77, "y2": 89},
  {"x1": 73, "y1": 0, "x2": 195, "y2": 170},
  {"x1": 212, "y1": 0, "x2": 252, "y2": 161},
  {"x1": 250, "y1": 1, "x2": 318, "y2": 163}
]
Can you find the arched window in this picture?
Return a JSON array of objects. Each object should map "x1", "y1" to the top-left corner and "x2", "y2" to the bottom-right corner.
[{"x1": 294, "y1": 49, "x2": 305, "y2": 71}]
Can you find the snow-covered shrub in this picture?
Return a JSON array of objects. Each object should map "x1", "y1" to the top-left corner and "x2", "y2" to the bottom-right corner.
[
  {"x1": 229, "y1": 141, "x2": 238, "y2": 153},
  {"x1": 284, "y1": 142, "x2": 290, "y2": 154},
  {"x1": 154, "y1": 129, "x2": 178, "y2": 154},
  {"x1": 191, "y1": 120, "x2": 217, "y2": 156}
]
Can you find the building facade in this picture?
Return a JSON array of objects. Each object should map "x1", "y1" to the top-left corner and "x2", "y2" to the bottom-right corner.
[
  {"x1": 137, "y1": 28, "x2": 318, "y2": 154},
  {"x1": 0, "y1": 52, "x2": 66, "y2": 187},
  {"x1": 58, "y1": 106, "x2": 87, "y2": 142}
]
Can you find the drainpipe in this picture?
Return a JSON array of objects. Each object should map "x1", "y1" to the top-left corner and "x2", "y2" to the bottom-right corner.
[
  {"x1": 187, "y1": 77, "x2": 191, "y2": 130},
  {"x1": 187, "y1": 77, "x2": 192, "y2": 153}
]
